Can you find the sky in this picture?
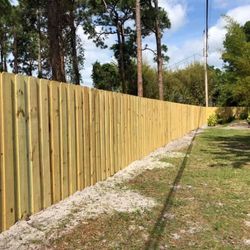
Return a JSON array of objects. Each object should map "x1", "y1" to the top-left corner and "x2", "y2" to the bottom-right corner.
[{"x1": 79, "y1": 0, "x2": 250, "y2": 87}]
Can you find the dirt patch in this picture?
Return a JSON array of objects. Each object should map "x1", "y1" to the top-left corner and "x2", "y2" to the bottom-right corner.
[{"x1": 223, "y1": 120, "x2": 249, "y2": 130}]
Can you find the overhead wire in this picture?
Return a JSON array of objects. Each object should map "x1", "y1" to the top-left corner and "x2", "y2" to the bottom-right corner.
[{"x1": 166, "y1": 50, "x2": 203, "y2": 70}]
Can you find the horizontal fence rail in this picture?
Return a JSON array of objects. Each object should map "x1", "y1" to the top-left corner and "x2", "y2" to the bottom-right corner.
[{"x1": 0, "y1": 72, "x2": 243, "y2": 232}]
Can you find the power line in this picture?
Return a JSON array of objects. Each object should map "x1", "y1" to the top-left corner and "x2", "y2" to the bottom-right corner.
[{"x1": 167, "y1": 51, "x2": 203, "y2": 69}]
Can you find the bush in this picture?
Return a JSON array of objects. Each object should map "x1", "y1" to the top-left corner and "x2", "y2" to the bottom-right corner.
[
  {"x1": 207, "y1": 114, "x2": 218, "y2": 126},
  {"x1": 226, "y1": 115, "x2": 235, "y2": 123},
  {"x1": 247, "y1": 114, "x2": 250, "y2": 125},
  {"x1": 216, "y1": 115, "x2": 235, "y2": 124},
  {"x1": 217, "y1": 116, "x2": 224, "y2": 124},
  {"x1": 239, "y1": 112, "x2": 248, "y2": 120}
]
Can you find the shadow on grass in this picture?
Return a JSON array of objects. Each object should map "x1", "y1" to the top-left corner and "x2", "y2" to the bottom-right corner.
[
  {"x1": 201, "y1": 132, "x2": 250, "y2": 169},
  {"x1": 144, "y1": 129, "x2": 198, "y2": 250}
]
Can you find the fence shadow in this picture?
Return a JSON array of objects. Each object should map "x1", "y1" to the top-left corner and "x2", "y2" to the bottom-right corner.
[{"x1": 144, "y1": 129, "x2": 198, "y2": 250}]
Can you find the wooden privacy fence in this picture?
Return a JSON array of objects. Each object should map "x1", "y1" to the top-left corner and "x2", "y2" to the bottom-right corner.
[{"x1": 0, "y1": 72, "x2": 208, "y2": 232}]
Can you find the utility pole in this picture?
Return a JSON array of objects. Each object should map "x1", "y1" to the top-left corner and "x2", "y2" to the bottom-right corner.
[{"x1": 204, "y1": 0, "x2": 209, "y2": 107}]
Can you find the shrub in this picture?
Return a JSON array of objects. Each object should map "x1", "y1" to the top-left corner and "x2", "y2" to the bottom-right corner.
[
  {"x1": 226, "y1": 115, "x2": 235, "y2": 123},
  {"x1": 207, "y1": 114, "x2": 218, "y2": 126},
  {"x1": 217, "y1": 116, "x2": 224, "y2": 124},
  {"x1": 247, "y1": 114, "x2": 250, "y2": 125},
  {"x1": 216, "y1": 115, "x2": 235, "y2": 124},
  {"x1": 239, "y1": 112, "x2": 248, "y2": 120}
]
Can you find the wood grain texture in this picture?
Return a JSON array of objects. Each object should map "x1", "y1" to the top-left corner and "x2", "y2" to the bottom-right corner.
[{"x1": 0, "y1": 72, "x2": 221, "y2": 233}]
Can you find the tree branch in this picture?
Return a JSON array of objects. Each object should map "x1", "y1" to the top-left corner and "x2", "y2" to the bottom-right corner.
[{"x1": 142, "y1": 44, "x2": 157, "y2": 55}]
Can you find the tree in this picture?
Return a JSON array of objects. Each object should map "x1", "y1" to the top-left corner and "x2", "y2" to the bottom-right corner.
[
  {"x1": 164, "y1": 63, "x2": 216, "y2": 106},
  {"x1": 141, "y1": 0, "x2": 170, "y2": 100},
  {"x1": 1, "y1": 0, "x2": 84, "y2": 82},
  {"x1": 221, "y1": 18, "x2": 250, "y2": 106},
  {"x1": 0, "y1": 0, "x2": 11, "y2": 15},
  {"x1": 62, "y1": 0, "x2": 85, "y2": 84},
  {"x1": 136, "y1": 0, "x2": 143, "y2": 97},
  {"x1": 47, "y1": 0, "x2": 66, "y2": 82},
  {"x1": 92, "y1": 61, "x2": 120, "y2": 91},
  {"x1": 69, "y1": 0, "x2": 80, "y2": 84},
  {"x1": 86, "y1": 0, "x2": 135, "y2": 93},
  {"x1": 0, "y1": 0, "x2": 11, "y2": 72},
  {"x1": 243, "y1": 21, "x2": 250, "y2": 42}
]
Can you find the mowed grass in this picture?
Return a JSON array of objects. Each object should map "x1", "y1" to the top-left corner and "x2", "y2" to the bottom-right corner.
[{"x1": 48, "y1": 127, "x2": 250, "y2": 250}]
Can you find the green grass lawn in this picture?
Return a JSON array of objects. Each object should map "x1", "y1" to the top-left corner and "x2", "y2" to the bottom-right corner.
[{"x1": 49, "y1": 126, "x2": 250, "y2": 250}]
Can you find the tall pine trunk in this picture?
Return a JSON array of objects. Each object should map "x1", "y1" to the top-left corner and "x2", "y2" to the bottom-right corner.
[
  {"x1": 136, "y1": 0, "x2": 143, "y2": 97},
  {"x1": 13, "y1": 30, "x2": 18, "y2": 74},
  {"x1": 69, "y1": 1, "x2": 80, "y2": 85},
  {"x1": 117, "y1": 23, "x2": 126, "y2": 93},
  {"x1": 155, "y1": 19, "x2": 164, "y2": 100},
  {"x1": 120, "y1": 24, "x2": 127, "y2": 93},
  {"x1": 0, "y1": 43, "x2": 3, "y2": 71},
  {"x1": 0, "y1": 38, "x2": 7, "y2": 72},
  {"x1": 37, "y1": 8, "x2": 42, "y2": 78},
  {"x1": 154, "y1": 0, "x2": 164, "y2": 100},
  {"x1": 47, "y1": 0, "x2": 66, "y2": 82},
  {"x1": 3, "y1": 55, "x2": 7, "y2": 72}
]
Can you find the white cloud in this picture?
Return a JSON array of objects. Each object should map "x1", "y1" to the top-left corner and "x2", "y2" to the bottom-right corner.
[
  {"x1": 77, "y1": 0, "x2": 188, "y2": 86},
  {"x1": 77, "y1": 27, "x2": 115, "y2": 87},
  {"x1": 142, "y1": 0, "x2": 188, "y2": 68},
  {"x1": 167, "y1": 4, "x2": 250, "y2": 70},
  {"x1": 79, "y1": 3, "x2": 250, "y2": 86},
  {"x1": 208, "y1": 4, "x2": 250, "y2": 67},
  {"x1": 159, "y1": 0, "x2": 187, "y2": 32},
  {"x1": 167, "y1": 38, "x2": 204, "y2": 70},
  {"x1": 226, "y1": 4, "x2": 250, "y2": 24}
]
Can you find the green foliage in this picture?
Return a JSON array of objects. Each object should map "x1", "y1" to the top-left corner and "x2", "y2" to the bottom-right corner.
[
  {"x1": 239, "y1": 111, "x2": 248, "y2": 120},
  {"x1": 219, "y1": 17, "x2": 250, "y2": 106},
  {"x1": 0, "y1": 0, "x2": 11, "y2": 16},
  {"x1": 92, "y1": 60, "x2": 158, "y2": 98},
  {"x1": 0, "y1": 0, "x2": 11, "y2": 72},
  {"x1": 243, "y1": 21, "x2": 250, "y2": 42},
  {"x1": 92, "y1": 61, "x2": 120, "y2": 91},
  {"x1": 141, "y1": 1, "x2": 171, "y2": 63},
  {"x1": 207, "y1": 114, "x2": 218, "y2": 127},
  {"x1": 247, "y1": 114, "x2": 250, "y2": 124},
  {"x1": 142, "y1": 63, "x2": 158, "y2": 99},
  {"x1": 164, "y1": 63, "x2": 216, "y2": 106}
]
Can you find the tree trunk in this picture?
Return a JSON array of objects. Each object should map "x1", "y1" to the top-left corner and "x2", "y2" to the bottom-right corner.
[
  {"x1": 37, "y1": 8, "x2": 42, "y2": 78},
  {"x1": 120, "y1": 24, "x2": 127, "y2": 93},
  {"x1": 69, "y1": 1, "x2": 80, "y2": 85},
  {"x1": 117, "y1": 23, "x2": 126, "y2": 93},
  {"x1": 154, "y1": 0, "x2": 164, "y2": 100},
  {"x1": 136, "y1": 0, "x2": 143, "y2": 97},
  {"x1": 155, "y1": 20, "x2": 164, "y2": 100},
  {"x1": 3, "y1": 54, "x2": 7, "y2": 71},
  {"x1": 28, "y1": 61, "x2": 33, "y2": 76},
  {"x1": 47, "y1": 0, "x2": 66, "y2": 82},
  {"x1": 13, "y1": 30, "x2": 18, "y2": 74},
  {"x1": 0, "y1": 43, "x2": 3, "y2": 71}
]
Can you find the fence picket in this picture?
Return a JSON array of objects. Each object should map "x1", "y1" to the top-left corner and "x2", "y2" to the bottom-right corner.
[{"x1": 1, "y1": 72, "x2": 238, "y2": 233}]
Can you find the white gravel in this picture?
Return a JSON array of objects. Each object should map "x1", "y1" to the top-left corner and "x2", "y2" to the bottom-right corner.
[
  {"x1": 244, "y1": 239, "x2": 250, "y2": 246},
  {"x1": 245, "y1": 221, "x2": 250, "y2": 227},
  {"x1": 0, "y1": 129, "x2": 199, "y2": 250}
]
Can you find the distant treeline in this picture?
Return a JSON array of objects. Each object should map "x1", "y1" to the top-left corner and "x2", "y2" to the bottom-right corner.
[{"x1": 93, "y1": 18, "x2": 250, "y2": 107}]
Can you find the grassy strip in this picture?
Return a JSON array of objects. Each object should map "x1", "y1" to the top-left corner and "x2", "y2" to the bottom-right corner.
[{"x1": 49, "y1": 127, "x2": 250, "y2": 250}]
